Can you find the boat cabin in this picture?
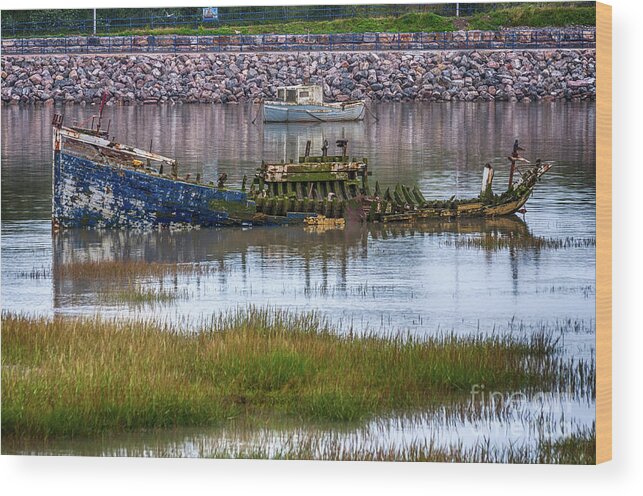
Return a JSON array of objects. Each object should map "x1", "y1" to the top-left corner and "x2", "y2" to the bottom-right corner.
[{"x1": 273, "y1": 85, "x2": 324, "y2": 105}]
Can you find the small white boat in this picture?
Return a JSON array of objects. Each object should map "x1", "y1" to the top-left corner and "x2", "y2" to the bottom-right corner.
[{"x1": 263, "y1": 85, "x2": 365, "y2": 123}]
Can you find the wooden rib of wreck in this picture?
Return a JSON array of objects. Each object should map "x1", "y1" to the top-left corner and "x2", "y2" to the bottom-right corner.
[{"x1": 51, "y1": 114, "x2": 551, "y2": 230}]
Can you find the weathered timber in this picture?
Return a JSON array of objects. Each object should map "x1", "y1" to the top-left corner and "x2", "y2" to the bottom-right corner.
[{"x1": 51, "y1": 114, "x2": 551, "y2": 230}]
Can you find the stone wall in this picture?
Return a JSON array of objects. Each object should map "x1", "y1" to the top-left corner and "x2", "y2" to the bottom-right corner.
[
  {"x1": 0, "y1": 28, "x2": 596, "y2": 55},
  {"x1": 1, "y1": 49, "x2": 596, "y2": 105}
]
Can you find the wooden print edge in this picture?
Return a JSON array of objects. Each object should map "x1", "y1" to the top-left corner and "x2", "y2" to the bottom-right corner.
[{"x1": 596, "y1": 1, "x2": 612, "y2": 464}]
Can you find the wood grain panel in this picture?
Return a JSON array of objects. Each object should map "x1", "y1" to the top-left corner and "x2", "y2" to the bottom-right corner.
[{"x1": 596, "y1": 1, "x2": 612, "y2": 464}]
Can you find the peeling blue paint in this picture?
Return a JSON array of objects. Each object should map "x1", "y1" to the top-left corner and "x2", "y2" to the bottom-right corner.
[{"x1": 53, "y1": 151, "x2": 255, "y2": 229}]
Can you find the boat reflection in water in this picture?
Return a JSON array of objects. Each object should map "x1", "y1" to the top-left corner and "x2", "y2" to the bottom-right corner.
[{"x1": 51, "y1": 216, "x2": 541, "y2": 326}]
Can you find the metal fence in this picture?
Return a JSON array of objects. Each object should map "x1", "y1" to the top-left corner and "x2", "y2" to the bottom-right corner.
[
  {"x1": 0, "y1": 3, "x2": 593, "y2": 38},
  {"x1": 0, "y1": 29, "x2": 597, "y2": 56}
]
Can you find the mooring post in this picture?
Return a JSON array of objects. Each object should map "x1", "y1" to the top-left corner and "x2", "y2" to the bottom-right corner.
[{"x1": 482, "y1": 163, "x2": 494, "y2": 196}]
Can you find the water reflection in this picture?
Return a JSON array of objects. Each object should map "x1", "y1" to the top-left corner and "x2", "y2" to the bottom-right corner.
[
  {"x1": 2, "y1": 101, "x2": 596, "y2": 232},
  {"x1": 1, "y1": 101, "x2": 596, "y2": 460},
  {"x1": 51, "y1": 217, "x2": 531, "y2": 307},
  {"x1": 1, "y1": 214, "x2": 579, "y2": 345},
  {"x1": 2, "y1": 102, "x2": 596, "y2": 335},
  {"x1": 4, "y1": 391, "x2": 595, "y2": 460}
]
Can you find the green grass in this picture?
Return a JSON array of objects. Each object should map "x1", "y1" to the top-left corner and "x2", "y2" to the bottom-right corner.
[
  {"x1": 538, "y1": 427, "x2": 597, "y2": 464},
  {"x1": 4, "y1": 5, "x2": 595, "y2": 39},
  {"x1": 111, "y1": 12, "x2": 454, "y2": 37},
  {"x1": 197, "y1": 426, "x2": 597, "y2": 463},
  {"x1": 2, "y1": 309, "x2": 594, "y2": 440},
  {"x1": 468, "y1": 5, "x2": 596, "y2": 30}
]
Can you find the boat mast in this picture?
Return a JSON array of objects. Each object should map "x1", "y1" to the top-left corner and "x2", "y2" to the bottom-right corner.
[{"x1": 96, "y1": 91, "x2": 108, "y2": 134}]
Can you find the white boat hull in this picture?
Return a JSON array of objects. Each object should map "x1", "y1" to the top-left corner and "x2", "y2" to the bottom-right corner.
[{"x1": 263, "y1": 102, "x2": 366, "y2": 123}]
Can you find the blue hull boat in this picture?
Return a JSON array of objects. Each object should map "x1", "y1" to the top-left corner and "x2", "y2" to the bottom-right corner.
[
  {"x1": 51, "y1": 113, "x2": 551, "y2": 231},
  {"x1": 53, "y1": 151, "x2": 258, "y2": 229},
  {"x1": 51, "y1": 115, "x2": 296, "y2": 229},
  {"x1": 50, "y1": 114, "x2": 367, "y2": 230}
]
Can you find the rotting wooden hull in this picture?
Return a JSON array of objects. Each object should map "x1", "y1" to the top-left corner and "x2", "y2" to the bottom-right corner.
[
  {"x1": 52, "y1": 151, "x2": 307, "y2": 229},
  {"x1": 52, "y1": 151, "x2": 544, "y2": 229},
  {"x1": 55, "y1": 151, "x2": 236, "y2": 229},
  {"x1": 367, "y1": 164, "x2": 549, "y2": 224},
  {"x1": 377, "y1": 195, "x2": 531, "y2": 223},
  {"x1": 51, "y1": 114, "x2": 550, "y2": 230}
]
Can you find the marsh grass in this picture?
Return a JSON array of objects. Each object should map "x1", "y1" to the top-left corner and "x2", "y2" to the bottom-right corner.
[
  {"x1": 442, "y1": 235, "x2": 596, "y2": 251},
  {"x1": 538, "y1": 426, "x2": 596, "y2": 465},
  {"x1": 15, "y1": 266, "x2": 51, "y2": 280},
  {"x1": 468, "y1": 5, "x2": 595, "y2": 31},
  {"x1": 99, "y1": 285, "x2": 189, "y2": 307},
  {"x1": 2, "y1": 309, "x2": 593, "y2": 441},
  {"x1": 196, "y1": 426, "x2": 596, "y2": 463},
  {"x1": 53, "y1": 259, "x2": 217, "y2": 281},
  {"x1": 1, "y1": 422, "x2": 596, "y2": 463}
]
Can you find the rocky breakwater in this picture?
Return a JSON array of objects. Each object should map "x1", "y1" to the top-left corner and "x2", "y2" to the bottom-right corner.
[{"x1": 1, "y1": 50, "x2": 595, "y2": 105}]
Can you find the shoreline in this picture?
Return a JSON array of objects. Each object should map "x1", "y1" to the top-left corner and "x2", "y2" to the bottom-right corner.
[{"x1": 1, "y1": 310, "x2": 595, "y2": 463}]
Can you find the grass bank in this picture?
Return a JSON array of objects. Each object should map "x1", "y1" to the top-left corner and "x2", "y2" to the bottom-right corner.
[
  {"x1": 2, "y1": 310, "x2": 594, "y2": 440},
  {"x1": 201, "y1": 426, "x2": 596, "y2": 463},
  {"x1": 103, "y1": 12, "x2": 452, "y2": 37},
  {"x1": 7, "y1": 5, "x2": 595, "y2": 38},
  {"x1": 468, "y1": 5, "x2": 595, "y2": 30}
]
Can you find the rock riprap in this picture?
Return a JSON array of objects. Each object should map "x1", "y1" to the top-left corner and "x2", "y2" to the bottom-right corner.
[{"x1": 1, "y1": 50, "x2": 596, "y2": 105}]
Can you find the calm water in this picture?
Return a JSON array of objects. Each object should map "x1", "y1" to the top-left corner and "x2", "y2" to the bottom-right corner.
[{"x1": 1, "y1": 101, "x2": 596, "y2": 457}]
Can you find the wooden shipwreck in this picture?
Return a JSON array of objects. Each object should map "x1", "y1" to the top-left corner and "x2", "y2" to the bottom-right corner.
[{"x1": 51, "y1": 113, "x2": 551, "y2": 230}]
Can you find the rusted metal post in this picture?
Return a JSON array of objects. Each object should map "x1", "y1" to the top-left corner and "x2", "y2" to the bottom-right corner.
[
  {"x1": 336, "y1": 139, "x2": 348, "y2": 157},
  {"x1": 218, "y1": 172, "x2": 228, "y2": 189},
  {"x1": 508, "y1": 157, "x2": 516, "y2": 189},
  {"x1": 51, "y1": 114, "x2": 64, "y2": 232},
  {"x1": 509, "y1": 139, "x2": 524, "y2": 189},
  {"x1": 147, "y1": 139, "x2": 153, "y2": 168},
  {"x1": 96, "y1": 91, "x2": 108, "y2": 133}
]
